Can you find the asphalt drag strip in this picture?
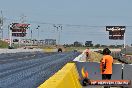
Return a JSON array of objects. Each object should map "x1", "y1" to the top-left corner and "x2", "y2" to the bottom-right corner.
[
  {"x1": 0, "y1": 52, "x2": 80, "y2": 88},
  {"x1": 0, "y1": 52, "x2": 56, "y2": 64}
]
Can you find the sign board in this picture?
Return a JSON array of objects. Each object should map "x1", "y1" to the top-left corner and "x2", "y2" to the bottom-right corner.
[
  {"x1": 106, "y1": 26, "x2": 126, "y2": 31},
  {"x1": 12, "y1": 33, "x2": 26, "y2": 37},
  {"x1": 106, "y1": 26, "x2": 126, "y2": 40},
  {"x1": 10, "y1": 23, "x2": 30, "y2": 37},
  {"x1": 109, "y1": 36, "x2": 124, "y2": 40}
]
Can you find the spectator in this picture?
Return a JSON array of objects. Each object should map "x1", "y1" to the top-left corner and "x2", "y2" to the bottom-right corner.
[
  {"x1": 84, "y1": 48, "x2": 90, "y2": 61},
  {"x1": 100, "y1": 48, "x2": 113, "y2": 88}
]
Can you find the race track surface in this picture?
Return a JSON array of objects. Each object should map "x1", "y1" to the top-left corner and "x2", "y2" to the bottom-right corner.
[{"x1": 0, "y1": 51, "x2": 80, "y2": 88}]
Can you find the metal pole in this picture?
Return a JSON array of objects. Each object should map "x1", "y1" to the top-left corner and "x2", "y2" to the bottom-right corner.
[
  {"x1": 30, "y1": 28, "x2": 32, "y2": 46},
  {"x1": 37, "y1": 28, "x2": 39, "y2": 47},
  {"x1": 36, "y1": 25, "x2": 40, "y2": 47},
  {"x1": 0, "y1": 27, "x2": 1, "y2": 40},
  {"x1": 9, "y1": 25, "x2": 12, "y2": 47},
  {"x1": 121, "y1": 64, "x2": 124, "y2": 79},
  {"x1": 2, "y1": 27, "x2": 3, "y2": 40},
  {"x1": 37, "y1": 27, "x2": 39, "y2": 47},
  {"x1": 57, "y1": 27, "x2": 59, "y2": 45},
  {"x1": 58, "y1": 26, "x2": 62, "y2": 45},
  {"x1": 18, "y1": 37, "x2": 21, "y2": 48},
  {"x1": 24, "y1": 34, "x2": 27, "y2": 48},
  {"x1": 53, "y1": 25, "x2": 58, "y2": 45},
  {"x1": 0, "y1": 26, "x2": 3, "y2": 40},
  {"x1": 53, "y1": 25, "x2": 62, "y2": 45},
  {"x1": 38, "y1": 28, "x2": 39, "y2": 41},
  {"x1": 124, "y1": 32, "x2": 125, "y2": 48},
  {"x1": 58, "y1": 30, "x2": 60, "y2": 45}
]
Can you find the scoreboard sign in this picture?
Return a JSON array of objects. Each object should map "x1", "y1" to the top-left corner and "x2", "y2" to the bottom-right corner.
[
  {"x1": 10, "y1": 23, "x2": 30, "y2": 37},
  {"x1": 12, "y1": 33, "x2": 26, "y2": 37},
  {"x1": 106, "y1": 26, "x2": 126, "y2": 40},
  {"x1": 106, "y1": 26, "x2": 126, "y2": 31}
]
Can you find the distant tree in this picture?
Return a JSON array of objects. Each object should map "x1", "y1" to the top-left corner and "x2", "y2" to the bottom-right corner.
[
  {"x1": 101, "y1": 45, "x2": 107, "y2": 48},
  {"x1": 114, "y1": 45, "x2": 122, "y2": 48},
  {"x1": 63, "y1": 44, "x2": 70, "y2": 47},
  {"x1": 71, "y1": 44, "x2": 74, "y2": 47},
  {"x1": 109, "y1": 45, "x2": 116, "y2": 48},
  {"x1": 94, "y1": 44, "x2": 100, "y2": 48},
  {"x1": 74, "y1": 41, "x2": 83, "y2": 47},
  {"x1": 85, "y1": 41, "x2": 93, "y2": 47}
]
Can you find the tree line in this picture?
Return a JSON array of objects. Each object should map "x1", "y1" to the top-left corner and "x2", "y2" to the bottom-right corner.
[{"x1": 63, "y1": 41, "x2": 124, "y2": 48}]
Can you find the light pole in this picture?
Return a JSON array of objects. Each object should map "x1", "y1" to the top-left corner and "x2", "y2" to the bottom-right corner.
[
  {"x1": 53, "y1": 25, "x2": 62, "y2": 45},
  {"x1": 9, "y1": 24, "x2": 12, "y2": 47},
  {"x1": 36, "y1": 25, "x2": 40, "y2": 47},
  {"x1": 124, "y1": 32, "x2": 125, "y2": 48},
  {"x1": 30, "y1": 27, "x2": 33, "y2": 46}
]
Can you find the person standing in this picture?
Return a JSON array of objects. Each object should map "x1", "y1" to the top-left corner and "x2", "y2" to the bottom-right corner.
[
  {"x1": 100, "y1": 48, "x2": 113, "y2": 88},
  {"x1": 85, "y1": 48, "x2": 90, "y2": 61}
]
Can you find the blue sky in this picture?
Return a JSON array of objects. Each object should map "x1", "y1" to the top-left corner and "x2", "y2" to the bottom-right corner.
[{"x1": 0, "y1": 0, "x2": 132, "y2": 45}]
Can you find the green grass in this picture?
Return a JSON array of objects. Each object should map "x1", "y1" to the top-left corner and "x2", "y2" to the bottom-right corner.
[{"x1": 0, "y1": 40, "x2": 9, "y2": 48}]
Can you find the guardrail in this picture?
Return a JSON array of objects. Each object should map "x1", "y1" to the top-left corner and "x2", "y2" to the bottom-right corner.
[
  {"x1": 111, "y1": 51, "x2": 132, "y2": 64},
  {"x1": 38, "y1": 63, "x2": 82, "y2": 88}
]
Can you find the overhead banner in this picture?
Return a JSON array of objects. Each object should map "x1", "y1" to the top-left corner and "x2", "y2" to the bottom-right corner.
[{"x1": 106, "y1": 26, "x2": 126, "y2": 40}]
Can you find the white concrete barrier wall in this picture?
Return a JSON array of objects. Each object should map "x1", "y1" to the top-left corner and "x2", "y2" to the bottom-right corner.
[{"x1": 0, "y1": 49, "x2": 43, "y2": 54}]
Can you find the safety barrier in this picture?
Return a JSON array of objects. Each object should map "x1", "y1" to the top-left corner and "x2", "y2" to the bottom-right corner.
[
  {"x1": 75, "y1": 62, "x2": 123, "y2": 80},
  {"x1": 38, "y1": 63, "x2": 82, "y2": 88}
]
